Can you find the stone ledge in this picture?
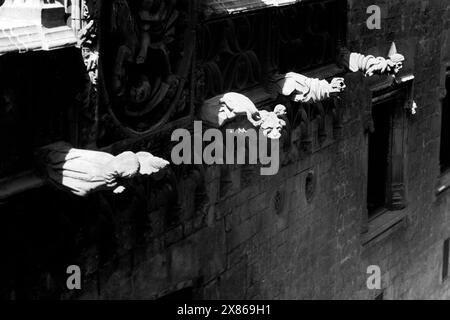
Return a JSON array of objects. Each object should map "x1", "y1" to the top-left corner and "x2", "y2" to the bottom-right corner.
[{"x1": 361, "y1": 210, "x2": 406, "y2": 248}]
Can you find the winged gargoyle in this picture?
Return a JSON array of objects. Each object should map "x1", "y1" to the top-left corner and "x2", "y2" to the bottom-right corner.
[{"x1": 37, "y1": 142, "x2": 169, "y2": 197}]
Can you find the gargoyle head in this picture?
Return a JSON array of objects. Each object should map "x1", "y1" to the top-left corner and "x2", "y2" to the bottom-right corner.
[
  {"x1": 387, "y1": 53, "x2": 405, "y2": 74},
  {"x1": 274, "y1": 104, "x2": 287, "y2": 116},
  {"x1": 330, "y1": 78, "x2": 346, "y2": 93},
  {"x1": 260, "y1": 106, "x2": 287, "y2": 140},
  {"x1": 387, "y1": 42, "x2": 405, "y2": 75}
]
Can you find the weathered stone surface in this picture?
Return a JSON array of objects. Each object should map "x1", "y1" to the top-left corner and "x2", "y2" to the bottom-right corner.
[
  {"x1": 1, "y1": 0, "x2": 450, "y2": 301},
  {"x1": 37, "y1": 142, "x2": 169, "y2": 197}
]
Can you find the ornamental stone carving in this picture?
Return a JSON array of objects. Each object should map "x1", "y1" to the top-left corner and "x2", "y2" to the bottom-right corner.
[
  {"x1": 342, "y1": 42, "x2": 405, "y2": 77},
  {"x1": 199, "y1": 92, "x2": 287, "y2": 139},
  {"x1": 259, "y1": 105, "x2": 287, "y2": 140},
  {"x1": 101, "y1": 0, "x2": 195, "y2": 135},
  {"x1": 37, "y1": 142, "x2": 169, "y2": 197},
  {"x1": 272, "y1": 72, "x2": 346, "y2": 103},
  {"x1": 199, "y1": 92, "x2": 261, "y2": 127}
]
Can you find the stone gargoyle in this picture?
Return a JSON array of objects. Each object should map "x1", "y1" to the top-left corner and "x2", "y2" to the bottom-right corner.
[
  {"x1": 199, "y1": 92, "x2": 262, "y2": 127},
  {"x1": 344, "y1": 42, "x2": 405, "y2": 77},
  {"x1": 199, "y1": 92, "x2": 287, "y2": 139},
  {"x1": 37, "y1": 142, "x2": 169, "y2": 197},
  {"x1": 272, "y1": 72, "x2": 346, "y2": 103},
  {"x1": 259, "y1": 105, "x2": 287, "y2": 140}
]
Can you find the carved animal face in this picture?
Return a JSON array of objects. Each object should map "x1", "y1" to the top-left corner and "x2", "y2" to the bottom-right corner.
[
  {"x1": 330, "y1": 78, "x2": 346, "y2": 92},
  {"x1": 274, "y1": 104, "x2": 287, "y2": 116},
  {"x1": 260, "y1": 111, "x2": 286, "y2": 140},
  {"x1": 389, "y1": 53, "x2": 405, "y2": 74}
]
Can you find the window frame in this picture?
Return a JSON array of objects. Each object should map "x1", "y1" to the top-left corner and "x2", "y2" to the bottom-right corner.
[{"x1": 361, "y1": 76, "x2": 413, "y2": 246}]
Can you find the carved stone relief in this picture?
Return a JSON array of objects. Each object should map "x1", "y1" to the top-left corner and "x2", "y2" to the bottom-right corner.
[
  {"x1": 100, "y1": 0, "x2": 195, "y2": 136},
  {"x1": 75, "y1": 0, "x2": 100, "y2": 148}
]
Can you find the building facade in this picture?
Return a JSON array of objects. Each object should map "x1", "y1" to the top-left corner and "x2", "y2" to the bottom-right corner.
[{"x1": 0, "y1": 0, "x2": 449, "y2": 300}]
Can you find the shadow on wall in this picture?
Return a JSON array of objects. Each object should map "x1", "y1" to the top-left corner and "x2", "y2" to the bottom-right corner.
[
  {"x1": 0, "y1": 183, "x2": 121, "y2": 299},
  {"x1": 0, "y1": 47, "x2": 106, "y2": 299}
]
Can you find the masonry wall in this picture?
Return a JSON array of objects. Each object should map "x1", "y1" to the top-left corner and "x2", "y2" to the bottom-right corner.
[{"x1": 1, "y1": 0, "x2": 450, "y2": 300}]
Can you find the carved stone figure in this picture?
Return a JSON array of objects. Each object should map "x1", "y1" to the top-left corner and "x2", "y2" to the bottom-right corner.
[
  {"x1": 38, "y1": 142, "x2": 169, "y2": 197},
  {"x1": 259, "y1": 105, "x2": 287, "y2": 140},
  {"x1": 111, "y1": 0, "x2": 175, "y2": 90},
  {"x1": 102, "y1": 0, "x2": 192, "y2": 134},
  {"x1": 110, "y1": 0, "x2": 170, "y2": 96},
  {"x1": 273, "y1": 72, "x2": 346, "y2": 103},
  {"x1": 136, "y1": 0, "x2": 175, "y2": 64},
  {"x1": 79, "y1": 19, "x2": 99, "y2": 85},
  {"x1": 219, "y1": 92, "x2": 262, "y2": 127},
  {"x1": 199, "y1": 92, "x2": 287, "y2": 139},
  {"x1": 345, "y1": 42, "x2": 405, "y2": 77},
  {"x1": 199, "y1": 92, "x2": 261, "y2": 127}
]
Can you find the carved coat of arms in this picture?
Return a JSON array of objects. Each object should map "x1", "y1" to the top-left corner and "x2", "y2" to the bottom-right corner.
[{"x1": 101, "y1": 0, "x2": 194, "y2": 135}]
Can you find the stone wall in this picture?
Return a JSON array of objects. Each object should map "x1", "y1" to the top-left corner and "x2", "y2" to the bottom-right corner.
[{"x1": 1, "y1": 0, "x2": 450, "y2": 300}]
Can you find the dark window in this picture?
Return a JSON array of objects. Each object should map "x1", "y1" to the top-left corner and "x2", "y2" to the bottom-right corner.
[
  {"x1": 443, "y1": 238, "x2": 450, "y2": 281},
  {"x1": 367, "y1": 100, "x2": 393, "y2": 217},
  {"x1": 440, "y1": 74, "x2": 450, "y2": 172},
  {"x1": 363, "y1": 79, "x2": 410, "y2": 242}
]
